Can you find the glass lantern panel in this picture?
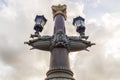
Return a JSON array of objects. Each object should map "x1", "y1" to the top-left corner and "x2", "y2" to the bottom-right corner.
[
  {"x1": 36, "y1": 18, "x2": 42, "y2": 24},
  {"x1": 41, "y1": 20, "x2": 46, "y2": 27},
  {"x1": 75, "y1": 20, "x2": 81, "y2": 27},
  {"x1": 80, "y1": 20, "x2": 85, "y2": 26}
]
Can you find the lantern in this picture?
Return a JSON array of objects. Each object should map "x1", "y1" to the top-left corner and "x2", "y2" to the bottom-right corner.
[
  {"x1": 34, "y1": 15, "x2": 47, "y2": 32},
  {"x1": 73, "y1": 16, "x2": 85, "y2": 34}
]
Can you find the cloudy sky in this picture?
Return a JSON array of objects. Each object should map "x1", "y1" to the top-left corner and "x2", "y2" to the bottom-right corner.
[{"x1": 0, "y1": 0, "x2": 120, "y2": 80}]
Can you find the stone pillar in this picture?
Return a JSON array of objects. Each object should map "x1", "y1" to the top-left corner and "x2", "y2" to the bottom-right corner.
[
  {"x1": 45, "y1": 4, "x2": 74, "y2": 80},
  {"x1": 54, "y1": 14, "x2": 65, "y2": 34}
]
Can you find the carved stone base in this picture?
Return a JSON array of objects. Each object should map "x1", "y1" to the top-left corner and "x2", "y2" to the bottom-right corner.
[
  {"x1": 46, "y1": 69, "x2": 74, "y2": 80},
  {"x1": 49, "y1": 78, "x2": 72, "y2": 80}
]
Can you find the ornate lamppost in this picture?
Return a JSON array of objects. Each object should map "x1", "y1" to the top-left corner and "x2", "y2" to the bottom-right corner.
[{"x1": 25, "y1": 4, "x2": 95, "y2": 80}]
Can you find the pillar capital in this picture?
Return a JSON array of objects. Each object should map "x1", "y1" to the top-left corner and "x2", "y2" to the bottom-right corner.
[{"x1": 52, "y1": 4, "x2": 67, "y2": 20}]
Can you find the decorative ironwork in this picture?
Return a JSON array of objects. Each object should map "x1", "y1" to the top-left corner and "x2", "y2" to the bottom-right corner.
[
  {"x1": 25, "y1": 33, "x2": 95, "y2": 52},
  {"x1": 50, "y1": 30, "x2": 70, "y2": 50}
]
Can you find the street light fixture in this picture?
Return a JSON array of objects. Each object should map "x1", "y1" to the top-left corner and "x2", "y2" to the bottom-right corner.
[
  {"x1": 73, "y1": 16, "x2": 88, "y2": 40},
  {"x1": 31, "y1": 15, "x2": 47, "y2": 38},
  {"x1": 34, "y1": 15, "x2": 47, "y2": 35},
  {"x1": 25, "y1": 4, "x2": 95, "y2": 80}
]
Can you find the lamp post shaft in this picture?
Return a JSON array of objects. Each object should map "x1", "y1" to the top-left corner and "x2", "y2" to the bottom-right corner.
[
  {"x1": 46, "y1": 5, "x2": 74, "y2": 80},
  {"x1": 54, "y1": 14, "x2": 66, "y2": 34},
  {"x1": 50, "y1": 14, "x2": 70, "y2": 70},
  {"x1": 50, "y1": 48, "x2": 70, "y2": 70}
]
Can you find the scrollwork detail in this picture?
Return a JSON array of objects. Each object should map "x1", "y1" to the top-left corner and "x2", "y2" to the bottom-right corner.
[{"x1": 51, "y1": 31, "x2": 70, "y2": 50}]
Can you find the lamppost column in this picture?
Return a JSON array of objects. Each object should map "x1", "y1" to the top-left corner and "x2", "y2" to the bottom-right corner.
[
  {"x1": 54, "y1": 14, "x2": 66, "y2": 34},
  {"x1": 46, "y1": 4, "x2": 74, "y2": 80}
]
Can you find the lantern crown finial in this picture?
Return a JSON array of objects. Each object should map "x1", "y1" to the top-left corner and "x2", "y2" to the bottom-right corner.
[
  {"x1": 35, "y1": 15, "x2": 47, "y2": 23},
  {"x1": 73, "y1": 16, "x2": 85, "y2": 26}
]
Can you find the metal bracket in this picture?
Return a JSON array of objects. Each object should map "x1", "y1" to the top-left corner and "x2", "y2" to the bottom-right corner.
[{"x1": 24, "y1": 31, "x2": 95, "y2": 51}]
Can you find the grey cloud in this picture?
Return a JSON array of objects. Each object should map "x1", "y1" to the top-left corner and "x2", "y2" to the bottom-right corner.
[
  {"x1": 71, "y1": 20, "x2": 120, "y2": 80},
  {"x1": 0, "y1": 0, "x2": 120, "y2": 80}
]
